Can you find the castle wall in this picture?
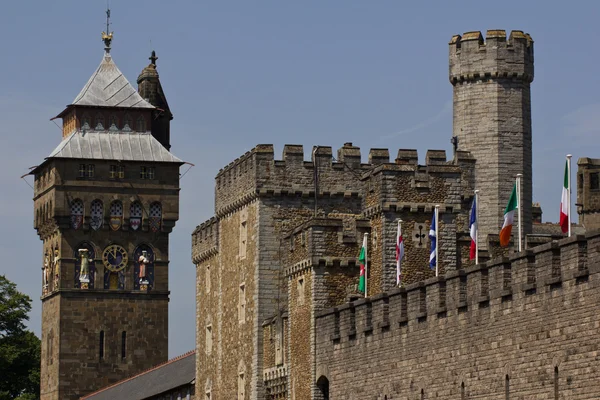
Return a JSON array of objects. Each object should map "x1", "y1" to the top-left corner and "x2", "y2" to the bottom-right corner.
[
  {"x1": 315, "y1": 233, "x2": 598, "y2": 399},
  {"x1": 450, "y1": 30, "x2": 534, "y2": 247}
]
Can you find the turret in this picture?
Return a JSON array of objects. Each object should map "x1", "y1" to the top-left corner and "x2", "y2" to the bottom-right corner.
[
  {"x1": 137, "y1": 51, "x2": 173, "y2": 150},
  {"x1": 449, "y1": 30, "x2": 534, "y2": 249}
]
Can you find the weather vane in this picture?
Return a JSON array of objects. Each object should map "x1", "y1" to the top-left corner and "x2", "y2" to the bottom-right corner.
[{"x1": 101, "y1": 5, "x2": 113, "y2": 53}]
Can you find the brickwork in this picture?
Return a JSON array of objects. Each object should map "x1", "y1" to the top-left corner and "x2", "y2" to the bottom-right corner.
[
  {"x1": 315, "y1": 233, "x2": 598, "y2": 399},
  {"x1": 450, "y1": 30, "x2": 534, "y2": 248}
]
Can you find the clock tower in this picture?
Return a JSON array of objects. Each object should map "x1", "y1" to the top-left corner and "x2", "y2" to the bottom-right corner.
[{"x1": 33, "y1": 28, "x2": 182, "y2": 400}]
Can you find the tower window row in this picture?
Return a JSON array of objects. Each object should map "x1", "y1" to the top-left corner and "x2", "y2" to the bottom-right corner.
[
  {"x1": 70, "y1": 199, "x2": 162, "y2": 232},
  {"x1": 77, "y1": 164, "x2": 156, "y2": 180},
  {"x1": 80, "y1": 113, "x2": 147, "y2": 133}
]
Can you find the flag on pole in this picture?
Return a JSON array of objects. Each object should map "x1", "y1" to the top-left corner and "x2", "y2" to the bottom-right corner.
[
  {"x1": 500, "y1": 183, "x2": 518, "y2": 247},
  {"x1": 358, "y1": 234, "x2": 367, "y2": 294},
  {"x1": 396, "y1": 222, "x2": 404, "y2": 285},
  {"x1": 559, "y1": 160, "x2": 569, "y2": 234},
  {"x1": 429, "y1": 210, "x2": 436, "y2": 270},
  {"x1": 469, "y1": 196, "x2": 477, "y2": 260}
]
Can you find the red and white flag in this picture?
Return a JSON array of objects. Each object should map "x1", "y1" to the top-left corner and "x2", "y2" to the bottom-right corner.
[
  {"x1": 396, "y1": 221, "x2": 404, "y2": 286},
  {"x1": 559, "y1": 159, "x2": 569, "y2": 234}
]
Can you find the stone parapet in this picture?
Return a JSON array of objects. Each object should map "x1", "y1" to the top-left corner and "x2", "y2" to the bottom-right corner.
[
  {"x1": 316, "y1": 232, "x2": 598, "y2": 335},
  {"x1": 191, "y1": 217, "x2": 218, "y2": 263},
  {"x1": 449, "y1": 30, "x2": 534, "y2": 84}
]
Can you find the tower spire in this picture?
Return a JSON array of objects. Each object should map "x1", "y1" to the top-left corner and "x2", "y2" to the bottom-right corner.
[{"x1": 101, "y1": 6, "x2": 113, "y2": 54}]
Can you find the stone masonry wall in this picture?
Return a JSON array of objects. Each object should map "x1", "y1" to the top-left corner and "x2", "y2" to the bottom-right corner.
[
  {"x1": 450, "y1": 30, "x2": 534, "y2": 248},
  {"x1": 56, "y1": 292, "x2": 169, "y2": 400},
  {"x1": 316, "y1": 232, "x2": 599, "y2": 399}
]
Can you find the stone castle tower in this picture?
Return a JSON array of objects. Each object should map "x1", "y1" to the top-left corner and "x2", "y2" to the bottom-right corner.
[
  {"x1": 33, "y1": 31, "x2": 182, "y2": 400},
  {"x1": 577, "y1": 157, "x2": 600, "y2": 230},
  {"x1": 450, "y1": 30, "x2": 534, "y2": 246}
]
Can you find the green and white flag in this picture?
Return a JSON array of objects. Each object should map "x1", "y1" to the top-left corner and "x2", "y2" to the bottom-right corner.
[{"x1": 358, "y1": 234, "x2": 367, "y2": 295}]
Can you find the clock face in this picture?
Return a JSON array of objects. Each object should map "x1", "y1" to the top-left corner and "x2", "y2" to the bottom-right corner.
[{"x1": 102, "y1": 244, "x2": 128, "y2": 272}]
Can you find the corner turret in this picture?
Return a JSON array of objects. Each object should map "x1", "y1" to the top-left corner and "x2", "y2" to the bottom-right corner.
[
  {"x1": 449, "y1": 30, "x2": 534, "y2": 249},
  {"x1": 137, "y1": 51, "x2": 173, "y2": 150}
]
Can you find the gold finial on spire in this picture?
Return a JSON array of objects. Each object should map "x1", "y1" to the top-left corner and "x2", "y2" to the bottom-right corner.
[{"x1": 101, "y1": 6, "x2": 113, "y2": 54}]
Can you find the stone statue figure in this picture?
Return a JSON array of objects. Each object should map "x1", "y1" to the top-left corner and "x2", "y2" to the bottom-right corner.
[
  {"x1": 139, "y1": 251, "x2": 149, "y2": 284},
  {"x1": 43, "y1": 253, "x2": 49, "y2": 290},
  {"x1": 53, "y1": 248, "x2": 61, "y2": 289},
  {"x1": 79, "y1": 249, "x2": 90, "y2": 283}
]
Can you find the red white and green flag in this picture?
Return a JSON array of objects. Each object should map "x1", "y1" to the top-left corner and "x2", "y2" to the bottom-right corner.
[
  {"x1": 500, "y1": 183, "x2": 518, "y2": 247},
  {"x1": 358, "y1": 234, "x2": 367, "y2": 294},
  {"x1": 560, "y1": 160, "x2": 569, "y2": 234}
]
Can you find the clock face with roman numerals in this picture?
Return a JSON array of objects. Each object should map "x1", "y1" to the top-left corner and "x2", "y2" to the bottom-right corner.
[{"x1": 102, "y1": 244, "x2": 128, "y2": 272}]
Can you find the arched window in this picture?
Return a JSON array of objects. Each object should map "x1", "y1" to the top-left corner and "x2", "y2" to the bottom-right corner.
[
  {"x1": 505, "y1": 375, "x2": 510, "y2": 400},
  {"x1": 149, "y1": 202, "x2": 162, "y2": 232},
  {"x1": 134, "y1": 244, "x2": 155, "y2": 290},
  {"x1": 129, "y1": 201, "x2": 143, "y2": 231},
  {"x1": 95, "y1": 113, "x2": 105, "y2": 131},
  {"x1": 123, "y1": 114, "x2": 132, "y2": 132},
  {"x1": 74, "y1": 242, "x2": 96, "y2": 289},
  {"x1": 70, "y1": 199, "x2": 84, "y2": 230},
  {"x1": 136, "y1": 116, "x2": 146, "y2": 132},
  {"x1": 554, "y1": 366, "x2": 559, "y2": 399},
  {"x1": 48, "y1": 201, "x2": 52, "y2": 220},
  {"x1": 461, "y1": 382, "x2": 466, "y2": 400},
  {"x1": 109, "y1": 200, "x2": 123, "y2": 231},
  {"x1": 109, "y1": 114, "x2": 119, "y2": 131},
  {"x1": 90, "y1": 199, "x2": 104, "y2": 231},
  {"x1": 81, "y1": 114, "x2": 91, "y2": 130}
]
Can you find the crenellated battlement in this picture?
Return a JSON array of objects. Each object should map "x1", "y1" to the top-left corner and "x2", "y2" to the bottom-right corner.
[
  {"x1": 449, "y1": 30, "x2": 534, "y2": 84},
  {"x1": 214, "y1": 143, "x2": 476, "y2": 217},
  {"x1": 316, "y1": 231, "x2": 598, "y2": 339},
  {"x1": 192, "y1": 217, "x2": 219, "y2": 263}
]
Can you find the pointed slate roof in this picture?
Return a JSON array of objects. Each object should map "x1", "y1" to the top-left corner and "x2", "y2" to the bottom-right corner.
[
  {"x1": 47, "y1": 131, "x2": 183, "y2": 163},
  {"x1": 71, "y1": 54, "x2": 154, "y2": 109}
]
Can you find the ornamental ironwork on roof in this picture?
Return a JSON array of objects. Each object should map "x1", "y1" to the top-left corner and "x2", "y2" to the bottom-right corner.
[
  {"x1": 70, "y1": 54, "x2": 154, "y2": 109},
  {"x1": 47, "y1": 131, "x2": 182, "y2": 163}
]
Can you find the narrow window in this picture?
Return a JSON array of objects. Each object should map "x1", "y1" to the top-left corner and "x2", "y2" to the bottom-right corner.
[
  {"x1": 95, "y1": 114, "x2": 105, "y2": 131},
  {"x1": 87, "y1": 164, "x2": 95, "y2": 178},
  {"x1": 140, "y1": 166, "x2": 147, "y2": 179},
  {"x1": 109, "y1": 115, "x2": 118, "y2": 131},
  {"x1": 79, "y1": 164, "x2": 86, "y2": 178},
  {"x1": 206, "y1": 325, "x2": 212, "y2": 355},
  {"x1": 505, "y1": 375, "x2": 510, "y2": 400},
  {"x1": 205, "y1": 391, "x2": 211, "y2": 400},
  {"x1": 461, "y1": 382, "x2": 465, "y2": 400},
  {"x1": 591, "y1": 172, "x2": 600, "y2": 190},
  {"x1": 121, "y1": 331, "x2": 126, "y2": 359},
  {"x1": 136, "y1": 116, "x2": 146, "y2": 132},
  {"x1": 239, "y1": 284, "x2": 246, "y2": 323},
  {"x1": 206, "y1": 266, "x2": 211, "y2": 294},
  {"x1": 148, "y1": 167, "x2": 155, "y2": 180},
  {"x1": 421, "y1": 389, "x2": 425, "y2": 400},
  {"x1": 238, "y1": 372, "x2": 245, "y2": 399},
  {"x1": 297, "y1": 278, "x2": 305, "y2": 305},
  {"x1": 99, "y1": 330, "x2": 105, "y2": 360},
  {"x1": 109, "y1": 165, "x2": 117, "y2": 179},
  {"x1": 123, "y1": 114, "x2": 132, "y2": 131},
  {"x1": 118, "y1": 165, "x2": 125, "y2": 179},
  {"x1": 554, "y1": 366, "x2": 559, "y2": 400}
]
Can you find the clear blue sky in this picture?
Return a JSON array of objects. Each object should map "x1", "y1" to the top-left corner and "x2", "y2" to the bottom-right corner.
[{"x1": 2, "y1": 1, "x2": 600, "y2": 358}]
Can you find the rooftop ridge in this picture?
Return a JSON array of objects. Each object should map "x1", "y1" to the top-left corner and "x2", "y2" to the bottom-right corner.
[{"x1": 80, "y1": 350, "x2": 195, "y2": 399}]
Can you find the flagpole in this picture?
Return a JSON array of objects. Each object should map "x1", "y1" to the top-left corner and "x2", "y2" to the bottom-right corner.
[
  {"x1": 364, "y1": 233, "x2": 368, "y2": 298},
  {"x1": 397, "y1": 219, "x2": 402, "y2": 287},
  {"x1": 474, "y1": 190, "x2": 479, "y2": 265},
  {"x1": 567, "y1": 154, "x2": 572, "y2": 237},
  {"x1": 516, "y1": 174, "x2": 523, "y2": 252},
  {"x1": 435, "y1": 205, "x2": 440, "y2": 277}
]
